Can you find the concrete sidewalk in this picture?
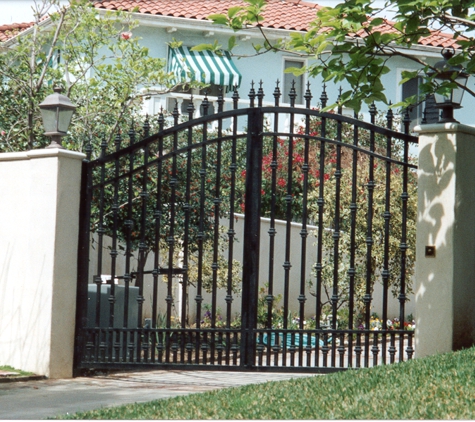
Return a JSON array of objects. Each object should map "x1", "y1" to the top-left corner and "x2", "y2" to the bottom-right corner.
[{"x1": 0, "y1": 370, "x2": 315, "y2": 419}]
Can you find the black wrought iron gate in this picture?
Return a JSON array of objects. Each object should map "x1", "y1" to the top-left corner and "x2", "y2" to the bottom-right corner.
[{"x1": 74, "y1": 83, "x2": 418, "y2": 374}]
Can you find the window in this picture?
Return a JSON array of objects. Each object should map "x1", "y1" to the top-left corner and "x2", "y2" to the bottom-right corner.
[
  {"x1": 402, "y1": 77, "x2": 438, "y2": 130},
  {"x1": 283, "y1": 59, "x2": 305, "y2": 105}
]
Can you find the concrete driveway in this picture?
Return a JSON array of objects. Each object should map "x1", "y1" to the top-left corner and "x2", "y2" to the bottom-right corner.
[{"x1": 0, "y1": 370, "x2": 315, "y2": 419}]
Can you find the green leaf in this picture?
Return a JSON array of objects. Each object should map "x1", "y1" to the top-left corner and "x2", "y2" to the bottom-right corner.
[
  {"x1": 228, "y1": 36, "x2": 237, "y2": 51},
  {"x1": 208, "y1": 13, "x2": 229, "y2": 26},
  {"x1": 168, "y1": 38, "x2": 183, "y2": 49},
  {"x1": 284, "y1": 66, "x2": 306, "y2": 76},
  {"x1": 191, "y1": 44, "x2": 217, "y2": 52},
  {"x1": 370, "y1": 17, "x2": 384, "y2": 27},
  {"x1": 227, "y1": 6, "x2": 243, "y2": 19}
]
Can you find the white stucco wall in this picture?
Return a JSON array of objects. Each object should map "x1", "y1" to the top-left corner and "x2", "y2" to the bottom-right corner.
[
  {"x1": 415, "y1": 123, "x2": 475, "y2": 357},
  {"x1": 0, "y1": 148, "x2": 85, "y2": 378}
]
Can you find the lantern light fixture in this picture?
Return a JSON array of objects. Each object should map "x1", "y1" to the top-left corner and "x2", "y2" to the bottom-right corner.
[
  {"x1": 39, "y1": 86, "x2": 77, "y2": 148},
  {"x1": 427, "y1": 48, "x2": 469, "y2": 123}
]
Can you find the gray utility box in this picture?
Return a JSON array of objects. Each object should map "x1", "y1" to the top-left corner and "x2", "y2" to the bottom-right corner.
[{"x1": 87, "y1": 284, "x2": 139, "y2": 328}]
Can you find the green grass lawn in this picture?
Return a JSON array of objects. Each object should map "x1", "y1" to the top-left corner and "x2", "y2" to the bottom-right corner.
[
  {"x1": 60, "y1": 347, "x2": 475, "y2": 419},
  {"x1": 0, "y1": 365, "x2": 34, "y2": 377}
]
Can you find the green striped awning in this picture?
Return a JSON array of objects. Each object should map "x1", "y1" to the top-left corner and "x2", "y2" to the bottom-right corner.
[{"x1": 168, "y1": 46, "x2": 242, "y2": 89}]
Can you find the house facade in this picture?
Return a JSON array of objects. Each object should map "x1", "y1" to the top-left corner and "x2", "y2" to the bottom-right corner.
[
  {"x1": 1, "y1": 1, "x2": 472, "y2": 127},
  {"x1": 92, "y1": 0, "x2": 473, "y2": 130}
]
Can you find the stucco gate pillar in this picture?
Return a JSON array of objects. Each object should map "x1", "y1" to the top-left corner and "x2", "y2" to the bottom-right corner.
[
  {"x1": 415, "y1": 123, "x2": 475, "y2": 357},
  {"x1": 0, "y1": 148, "x2": 85, "y2": 378}
]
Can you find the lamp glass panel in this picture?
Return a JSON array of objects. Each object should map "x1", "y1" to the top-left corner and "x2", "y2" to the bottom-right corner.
[
  {"x1": 451, "y1": 75, "x2": 468, "y2": 105},
  {"x1": 40, "y1": 107, "x2": 59, "y2": 133},
  {"x1": 451, "y1": 87, "x2": 464, "y2": 106},
  {"x1": 434, "y1": 90, "x2": 451, "y2": 104},
  {"x1": 58, "y1": 109, "x2": 74, "y2": 133}
]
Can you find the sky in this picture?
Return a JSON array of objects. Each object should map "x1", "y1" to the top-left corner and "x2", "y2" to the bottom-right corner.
[{"x1": 1, "y1": 0, "x2": 69, "y2": 24}]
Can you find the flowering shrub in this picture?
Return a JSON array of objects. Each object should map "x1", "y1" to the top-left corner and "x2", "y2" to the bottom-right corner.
[
  {"x1": 120, "y1": 32, "x2": 132, "y2": 40},
  {"x1": 200, "y1": 305, "x2": 226, "y2": 328},
  {"x1": 237, "y1": 134, "x2": 331, "y2": 220},
  {"x1": 236, "y1": 110, "x2": 417, "y2": 329},
  {"x1": 359, "y1": 313, "x2": 415, "y2": 331}
]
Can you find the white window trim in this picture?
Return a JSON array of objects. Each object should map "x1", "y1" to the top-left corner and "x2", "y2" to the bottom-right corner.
[{"x1": 282, "y1": 56, "x2": 307, "y2": 105}]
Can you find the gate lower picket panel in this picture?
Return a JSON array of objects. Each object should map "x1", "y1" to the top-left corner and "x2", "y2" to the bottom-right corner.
[{"x1": 74, "y1": 83, "x2": 417, "y2": 374}]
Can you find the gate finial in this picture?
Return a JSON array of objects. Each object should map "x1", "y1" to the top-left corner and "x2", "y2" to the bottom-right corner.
[
  {"x1": 337, "y1": 86, "x2": 343, "y2": 114},
  {"x1": 202, "y1": 91, "x2": 210, "y2": 116},
  {"x1": 85, "y1": 138, "x2": 93, "y2": 161},
  {"x1": 249, "y1": 81, "x2": 256, "y2": 108},
  {"x1": 172, "y1": 100, "x2": 179, "y2": 124},
  {"x1": 217, "y1": 87, "x2": 224, "y2": 113},
  {"x1": 187, "y1": 94, "x2": 195, "y2": 119},
  {"x1": 320, "y1": 83, "x2": 328, "y2": 109},
  {"x1": 257, "y1": 80, "x2": 264, "y2": 107},
  {"x1": 158, "y1": 107, "x2": 165, "y2": 132},
  {"x1": 273, "y1": 80, "x2": 281, "y2": 107},
  {"x1": 304, "y1": 81, "x2": 312, "y2": 109},
  {"x1": 369, "y1": 102, "x2": 377, "y2": 124},
  {"x1": 100, "y1": 135, "x2": 107, "y2": 157},
  {"x1": 129, "y1": 120, "x2": 136, "y2": 145},
  {"x1": 386, "y1": 101, "x2": 394, "y2": 129},
  {"x1": 114, "y1": 131, "x2": 122, "y2": 152},
  {"x1": 232, "y1": 84, "x2": 240, "y2": 110},
  {"x1": 142, "y1": 114, "x2": 150, "y2": 139},
  {"x1": 289, "y1": 80, "x2": 297, "y2": 107}
]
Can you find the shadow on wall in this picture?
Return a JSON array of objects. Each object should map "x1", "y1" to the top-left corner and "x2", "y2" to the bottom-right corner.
[{"x1": 415, "y1": 126, "x2": 475, "y2": 355}]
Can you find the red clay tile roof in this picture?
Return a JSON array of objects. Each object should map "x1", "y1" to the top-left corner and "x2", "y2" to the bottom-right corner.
[
  {"x1": 0, "y1": 22, "x2": 34, "y2": 42},
  {"x1": 418, "y1": 30, "x2": 462, "y2": 50},
  {"x1": 94, "y1": 0, "x2": 321, "y2": 31},
  {"x1": 0, "y1": 0, "x2": 461, "y2": 50},
  {"x1": 93, "y1": 0, "x2": 461, "y2": 49},
  {"x1": 354, "y1": 20, "x2": 462, "y2": 50}
]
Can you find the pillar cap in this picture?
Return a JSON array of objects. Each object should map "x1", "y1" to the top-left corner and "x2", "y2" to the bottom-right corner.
[{"x1": 414, "y1": 122, "x2": 475, "y2": 136}]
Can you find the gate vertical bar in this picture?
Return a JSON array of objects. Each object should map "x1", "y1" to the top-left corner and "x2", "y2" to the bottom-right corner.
[
  {"x1": 282, "y1": 82, "x2": 297, "y2": 365},
  {"x1": 151, "y1": 112, "x2": 165, "y2": 364},
  {"x1": 299, "y1": 83, "x2": 312, "y2": 367},
  {"x1": 348, "y1": 111, "x2": 359, "y2": 367},
  {"x1": 241, "y1": 107, "x2": 264, "y2": 369},
  {"x1": 166, "y1": 104, "x2": 180, "y2": 363},
  {"x1": 381, "y1": 107, "x2": 394, "y2": 365},
  {"x1": 401, "y1": 109, "x2": 412, "y2": 360},
  {"x1": 331, "y1": 96, "x2": 343, "y2": 367},
  {"x1": 74, "y1": 145, "x2": 93, "y2": 375},
  {"x1": 225, "y1": 87, "x2": 240, "y2": 364},
  {"x1": 315, "y1": 85, "x2": 328, "y2": 367},
  {"x1": 364, "y1": 103, "x2": 377, "y2": 367}
]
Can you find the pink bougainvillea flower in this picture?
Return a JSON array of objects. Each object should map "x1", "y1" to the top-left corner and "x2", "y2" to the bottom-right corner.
[{"x1": 120, "y1": 32, "x2": 132, "y2": 40}]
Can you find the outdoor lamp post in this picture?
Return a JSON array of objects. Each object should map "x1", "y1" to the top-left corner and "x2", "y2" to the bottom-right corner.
[
  {"x1": 39, "y1": 86, "x2": 77, "y2": 148},
  {"x1": 427, "y1": 48, "x2": 469, "y2": 123}
]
